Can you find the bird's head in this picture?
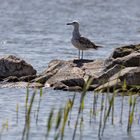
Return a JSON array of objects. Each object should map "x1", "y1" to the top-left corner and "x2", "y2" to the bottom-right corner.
[{"x1": 67, "y1": 21, "x2": 79, "y2": 28}]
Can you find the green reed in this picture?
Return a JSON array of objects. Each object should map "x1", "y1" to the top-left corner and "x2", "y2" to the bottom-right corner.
[
  {"x1": 54, "y1": 108, "x2": 63, "y2": 140},
  {"x1": 1, "y1": 76, "x2": 140, "y2": 140},
  {"x1": 127, "y1": 95, "x2": 137, "y2": 133},
  {"x1": 16, "y1": 103, "x2": 19, "y2": 125},
  {"x1": 45, "y1": 108, "x2": 54, "y2": 139},
  {"x1": 101, "y1": 92, "x2": 115, "y2": 136},
  {"x1": 36, "y1": 88, "x2": 43, "y2": 125},
  {"x1": 16, "y1": 83, "x2": 140, "y2": 140},
  {"x1": 25, "y1": 85, "x2": 29, "y2": 111},
  {"x1": 120, "y1": 80, "x2": 127, "y2": 124},
  {"x1": 61, "y1": 93, "x2": 75, "y2": 140},
  {"x1": 92, "y1": 92, "x2": 98, "y2": 120},
  {"x1": 0, "y1": 119, "x2": 9, "y2": 140},
  {"x1": 22, "y1": 90, "x2": 37, "y2": 140},
  {"x1": 72, "y1": 77, "x2": 93, "y2": 140},
  {"x1": 98, "y1": 93, "x2": 104, "y2": 137}
]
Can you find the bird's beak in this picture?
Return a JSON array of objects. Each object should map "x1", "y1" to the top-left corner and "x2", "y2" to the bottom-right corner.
[{"x1": 66, "y1": 22, "x2": 73, "y2": 25}]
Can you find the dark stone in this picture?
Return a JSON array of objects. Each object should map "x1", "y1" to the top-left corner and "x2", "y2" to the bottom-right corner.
[
  {"x1": 95, "y1": 67, "x2": 140, "y2": 93},
  {"x1": 61, "y1": 78, "x2": 85, "y2": 87},
  {"x1": 109, "y1": 44, "x2": 140, "y2": 59},
  {"x1": 119, "y1": 67, "x2": 140, "y2": 85},
  {"x1": 63, "y1": 86, "x2": 82, "y2": 91},
  {"x1": 53, "y1": 82, "x2": 68, "y2": 90},
  {"x1": 18, "y1": 75, "x2": 37, "y2": 82},
  {"x1": 105, "y1": 52, "x2": 140, "y2": 70},
  {"x1": 0, "y1": 55, "x2": 36, "y2": 78},
  {"x1": 3, "y1": 76, "x2": 19, "y2": 82},
  {"x1": 33, "y1": 73, "x2": 53, "y2": 84}
]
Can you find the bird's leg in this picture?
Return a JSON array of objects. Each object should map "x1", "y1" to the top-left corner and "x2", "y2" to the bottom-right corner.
[
  {"x1": 81, "y1": 50, "x2": 83, "y2": 60},
  {"x1": 78, "y1": 50, "x2": 80, "y2": 59}
]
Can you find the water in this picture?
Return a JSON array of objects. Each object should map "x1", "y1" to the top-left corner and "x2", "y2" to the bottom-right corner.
[
  {"x1": 0, "y1": 0, "x2": 140, "y2": 139},
  {"x1": 0, "y1": 89, "x2": 140, "y2": 140},
  {"x1": 0, "y1": 0, "x2": 140, "y2": 72}
]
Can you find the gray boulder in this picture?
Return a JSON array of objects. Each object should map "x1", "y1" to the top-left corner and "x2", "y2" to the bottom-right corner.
[
  {"x1": 34, "y1": 59, "x2": 105, "y2": 91},
  {"x1": 109, "y1": 44, "x2": 140, "y2": 59},
  {"x1": 105, "y1": 52, "x2": 140, "y2": 70},
  {"x1": 0, "y1": 55, "x2": 36, "y2": 78},
  {"x1": 95, "y1": 67, "x2": 140, "y2": 92},
  {"x1": 90, "y1": 44, "x2": 140, "y2": 93}
]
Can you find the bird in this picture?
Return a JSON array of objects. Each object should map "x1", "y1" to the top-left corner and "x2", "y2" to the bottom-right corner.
[{"x1": 67, "y1": 21, "x2": 103, "y2": 59}]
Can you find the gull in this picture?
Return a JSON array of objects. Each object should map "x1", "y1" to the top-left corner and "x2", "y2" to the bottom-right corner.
[{"x1": 67, "y1": 21, "x2": 103, "y2": 59}]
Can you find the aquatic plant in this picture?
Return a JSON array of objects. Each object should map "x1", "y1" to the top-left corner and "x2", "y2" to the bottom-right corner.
[{"x1": 0, "y1": 78, "x2": 140, "y2": 140}]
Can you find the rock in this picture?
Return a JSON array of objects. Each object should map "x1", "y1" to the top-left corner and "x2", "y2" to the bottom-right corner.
[
  {"x1": 92, "y1": 64, "x2": 123, "y2": 85},
  {"x1": 105, "y1": 52, "x2": 140, "y2": 70},
  {"x1": 41, "y1": 59, "x2": 67, "y2": 75},
  {"x1": 0, "y1": 43, "x2": 140, "y2": 92},
  {"x1": 95, "y1": 79, "x2": 121, "y2": 92},
  {"x1": 119, "y1": 67, "x2": 140, "y2": 85},
  {"x1": 109, "y1": 44, "x2": 140, "y2": 59},
  {"x1": 51, "y1": 82, "x2": 82, "y2": 91},
  {"x1": 3, "y1": 76, "x2": 19, "y2": 82},
  {"x1": 0, "y1": 55, "x2": 36, "y2": 78},
  {"x1": 35, "y1": 59, "x2": 104, "y2": 90},
  {"x1": 63, "y1": 86, "x2": 82, "y2": 91},
  {"x1": 33, "y1": 74, "x2": 53, "y2": 84},
  {"x1": 81, "y1": 59, "x2": 104, "y2": 77},
  {"x1": 45, "y1": 61, "x2": 85, "y2": 88},
  {"x1": 51, "y1": 82, "x2": 68, "y2": 90},
  {"x1": 0, "y1": 82, "x2": 43, "y2": 88},
  {"x1": 95, "y1": 67, "x2": 140, "y2": 92},
  {"x1": 92, "y1": 44, "x2": 140, "y2": 93},
  {"x1": 18, "y1": 75, "x2": 37, "y2": 82},
  {"x1": 34, "y1": 44, "x2": 140, "y2": 92},
  {"x1": 0, "y1": 78, "x2": 3, "y2": 82}
]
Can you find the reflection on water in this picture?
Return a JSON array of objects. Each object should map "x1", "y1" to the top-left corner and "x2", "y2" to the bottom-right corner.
[{"x1": 0, "y1": 0, "x2": 140, "y2": 139}]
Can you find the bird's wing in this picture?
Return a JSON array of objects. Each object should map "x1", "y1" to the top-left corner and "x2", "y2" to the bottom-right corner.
[{"x1": 78, "y1": 37, "x2": 98, "y2": 49}]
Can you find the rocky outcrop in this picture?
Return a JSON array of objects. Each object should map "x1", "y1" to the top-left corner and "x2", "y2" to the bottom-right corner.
[
  {"x1": 94, "y1": 44, "x2": 140, "y2": 93},
  {"x1": 33, "y1": 59, "x2": 104, "y2": 91},
  {"x1": 33, "y1": 44, "x2": 140, "y2": 92},
  {"x1": 0, "y1": 44, "x2": 140, "y2": 93}
]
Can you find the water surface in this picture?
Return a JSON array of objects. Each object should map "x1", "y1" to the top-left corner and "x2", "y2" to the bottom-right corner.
[{"x1": 0, "y1": 0, "x2": 140, "y2": 139}]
